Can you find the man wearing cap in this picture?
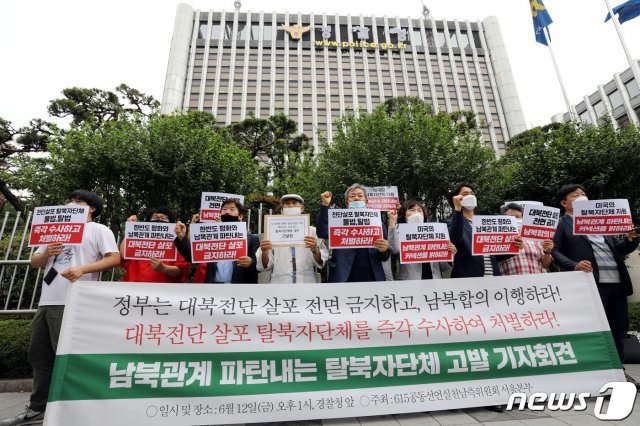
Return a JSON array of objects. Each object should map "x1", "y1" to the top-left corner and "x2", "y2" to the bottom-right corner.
[{"x1": 257, "y1": 194, "x2": 328, "y2": 283}]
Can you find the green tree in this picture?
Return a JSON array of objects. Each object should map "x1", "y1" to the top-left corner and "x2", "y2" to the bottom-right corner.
[
  {"x1": 309, "y1": 97, "x2": 495, "y2": 219},
  {"x1": 16, "y1": 111, "x2": 259, "y2": 230},
  {"x1": 483, "y1": 119, "x2": 640, "y2": 215}
]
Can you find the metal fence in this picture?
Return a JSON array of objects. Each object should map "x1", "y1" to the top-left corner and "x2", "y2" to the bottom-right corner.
[{"x1": 0, "y1": 207, "x2": 270, "y2": 314}]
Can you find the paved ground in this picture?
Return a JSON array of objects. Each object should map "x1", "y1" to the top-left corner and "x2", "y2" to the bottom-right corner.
[{"x1": 2, "y1": 365, "x2": 640, "y2": 425}]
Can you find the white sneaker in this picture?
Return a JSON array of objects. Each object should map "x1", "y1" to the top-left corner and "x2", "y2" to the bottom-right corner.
[{"x1": 0, "y1": 406, "x2": 45, "y2": 426}]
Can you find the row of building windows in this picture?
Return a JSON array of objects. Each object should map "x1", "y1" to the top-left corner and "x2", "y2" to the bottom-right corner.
[{"x1": 577, "y1": 78, "x2": 639, "y2": 122}]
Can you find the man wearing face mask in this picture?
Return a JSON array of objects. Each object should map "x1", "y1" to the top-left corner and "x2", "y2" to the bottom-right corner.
[
  {"x1": 387, "y1": 200, "x2": 456, "y2": 280},
  {"x1": 446, "y1": 182, "x2": 515, "y2": 278},
  {"x1": 553, "y1": 184, "x2": 640, "y2": 366},
  {"x1": 257, "y1": 194, "x2": 328, "y2": 283},
  {"x1": 119, "y1": 207, "x2": 190, "y2": 283},
  {"x1": 174, "y1": 199, "x2": 259, "y2": 283},
  {"x1": 3, "y1": 190, "x2": 120, "y2": 426},
  {"x1": 315, "y1": 184, "x2": 391, "y2": 282},
  {"x1": 498, "y1": 203, "x2": 553, "y2": 275}
]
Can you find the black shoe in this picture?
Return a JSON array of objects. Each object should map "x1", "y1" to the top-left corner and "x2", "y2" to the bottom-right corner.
[{"x1": 486, "y1": 405, "x2": 506, "y2": 412}]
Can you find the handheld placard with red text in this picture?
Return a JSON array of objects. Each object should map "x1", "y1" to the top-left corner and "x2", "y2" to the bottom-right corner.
[
  {"x1": 29, "y1": 205, "x2": 88, "y2": 246},
  {"x1": 521, "y1": 205, "x2": 560, "y2": 240},
  {"x1": 189, "y1": 222, "x2": 247, "y2": 262},
  {"x1": 398, "y1": 223, "x2": 453, "y2": 264},
  {"x1": 328, "y1": 209, "x2": 383, "y2": 249},
  {"x1": 199, "y1": 192, "x2": 245, "y2": 222},
  {"x1": 572, "y1": 199, "x2": 633, "y2": 235},
  {"x1": 124, "y1": 222, "x2": 177, "y2": 261},
  {"x1": 366, "y1": 186, "x2": 399, "y2": 211},
  {"x1": 472, "y1": 215, "x2": 519, "y2": 256}
]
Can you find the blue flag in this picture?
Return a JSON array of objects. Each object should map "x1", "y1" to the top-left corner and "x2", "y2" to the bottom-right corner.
[
  {"x1": 605, "y1": 0, "x2": 640, "y2": 24},
  {"x1": 530, "y1": 0, "x2": 553, "y2": 45}
]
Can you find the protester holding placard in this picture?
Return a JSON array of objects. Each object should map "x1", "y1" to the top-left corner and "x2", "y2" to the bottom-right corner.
[
  {"x1": 498, "y1": 203, "x2": 554, "y2": 276},
  {"x1": 175, "y1": 199, "x2": 259, "y2": 283},
  {"x1": 446, "y1": 182, "x2": 515, "y2": 278},
  {"x1": 315, "y1": 184, "x2": 390, "y2": 282},
  {"x1": 9, "y1": 190, "x2": 121, "y2": 425},
  {"x1": 118, "y1": 207, "x2": 190, "y2": 283},
  {"x1": 553, "y1": 184, "x2": 640, "y2": 366},
  {"x1": 257, "y1": 194, "x2": 328, "y2": 283},
  {"x1": 387, "y1": 201, "x2": 455, "y2": 279}
]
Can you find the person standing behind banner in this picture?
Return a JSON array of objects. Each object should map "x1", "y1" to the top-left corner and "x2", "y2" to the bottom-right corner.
[
  {"x1": 388, "y1": 200, "x2": 456, "y2": 280},
  {"x1": 315, "y1": 184, "x2": 390, "y2": 282},
  {"x1": 446, "y1": 182, "x2": 516, "y2": 278},
  {"x1": 174, "y1": 199, "x2": 259, "y2": 284},
  {"x1": 552, "y1": 184, "x2": 640, "y2": 366},
  {"x1": 119, "y1": 206, "x2": 190, "y2": 283},
  {"x1": 0, "y1": 190, "x2": 120, "y2": 426},
  {"x1": 257, "y1": 194, "x2": 328, "y2": 283},
  {"x1": 498, "y1": 203, "x2": 554, "y2": 276}
]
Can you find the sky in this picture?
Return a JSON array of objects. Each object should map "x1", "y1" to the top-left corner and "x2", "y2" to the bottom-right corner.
[{"x1": 1, "y1": 0, "x2": 639, "y2": 131}]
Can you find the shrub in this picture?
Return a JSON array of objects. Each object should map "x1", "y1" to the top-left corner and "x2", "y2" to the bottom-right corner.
[{"x1": 0, "y1": 319, "x2": 32, "y2": 379}]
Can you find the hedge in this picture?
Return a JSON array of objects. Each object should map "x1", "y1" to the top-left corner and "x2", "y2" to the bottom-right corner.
[{"x1": 0, "y1": 319, "x2": 32, "y2": 379}]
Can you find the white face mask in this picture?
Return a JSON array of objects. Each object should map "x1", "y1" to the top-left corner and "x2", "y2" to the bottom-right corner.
[
  {"x1": 407, "y1": 213, "x2": 424, "y2": 224},
  {"x1": 349, "y1": 200, "x2": 366, "y2": 209},
  {"x1": 282, "y1": 207, "x2": 302, "y2": 215},
  {"x1": 461, "y1": 195, "x2": 477, "y2": 210},
  {"x1": 574, "y1": 195, "x2": 588, "y2": 203}
]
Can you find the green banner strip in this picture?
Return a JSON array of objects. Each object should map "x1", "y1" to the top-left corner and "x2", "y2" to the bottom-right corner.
[{"x1": 49, "y1": 331, "x2": 620, "y2": 402}]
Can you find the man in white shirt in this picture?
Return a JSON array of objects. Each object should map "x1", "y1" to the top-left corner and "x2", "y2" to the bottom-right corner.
[
  {"x1": 2, "y1": 190, "x2": 120, "y2": 426},
  {"x1": 257, "y1": 194, "x2": 328, "y2": 283}
]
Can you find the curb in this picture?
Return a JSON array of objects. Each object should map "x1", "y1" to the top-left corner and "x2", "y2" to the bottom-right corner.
[{"x1": 0, "y1": 379, "x2": 32, "y2": 393}]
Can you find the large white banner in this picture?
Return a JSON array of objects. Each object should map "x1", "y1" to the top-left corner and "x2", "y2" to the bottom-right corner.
[{"x1": 46, "y1": 272, "x2": 623, "y2": 425}]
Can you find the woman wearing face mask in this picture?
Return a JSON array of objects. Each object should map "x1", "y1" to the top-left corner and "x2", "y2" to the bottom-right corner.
[
  {"x1": 387, "y1": 201, "x2": 456, "y2": 280},
  {"x1": 257, "y1": 194, "x2": 329, "y2": 283},
  {"x1": 174, "y1": 199, "x2": 260, "y2": 283},
  {"x1": 315, "y1": 184, "x2": 391, "y2": 282}
]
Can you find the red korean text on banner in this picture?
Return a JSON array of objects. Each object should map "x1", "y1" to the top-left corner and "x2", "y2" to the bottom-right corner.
[
  {"x1": 123, "y1": 222, "x2": 177, "y2": 261},
  {"x1": 520, "y1": 205, "x2": 560, "y2": 241},
  {"x1": 29, "y1": 205, "x2": 88, "y2": 246},
  {"x1": 199, "y1": 192, "x2": 245, "y2": 222},
  {"x1": 573, "y1": 199, "x2": 633, "y2": 235},
  {"x1": 190, "y1": 222, "x2": 248, "y2": 262},
  {"x1": 328, "y1": 209, "x2": 383, "y2": 249},
  {"x1": 472, "y1": 215, "x2": 520, "y2": 256},
  {"x1": 398, "y1": 223, "x2": 453, "y2": 263}
]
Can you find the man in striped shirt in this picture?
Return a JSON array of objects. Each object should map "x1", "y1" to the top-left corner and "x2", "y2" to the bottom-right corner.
[{"x1": 498, "y1": 203, "x2": 554, "y2": 276}]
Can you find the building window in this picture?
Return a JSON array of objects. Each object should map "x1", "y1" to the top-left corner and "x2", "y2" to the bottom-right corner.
[
  {"x1": 592, "y1": 101, "x2": 606, "y2": 118},
  {"x1": 436, "y1": 29, "x2": 446, "y2": 48},
  {"x1": 263, "y1": 24, "x2": 273, "y2": 41},
  {"x1": 224, "y1": 23, "x2": 233, "y2": 40},
  {"x1": 425, "y1": 29, "x2": 436, "y2": 48},
  {"x1": 412, "y1": 29, "x2": 423, "y2": 46},
  {"x1": 608, "y1": 90, "x2": 624, "y2": 110},
  {"x1": 199, "y1": 24, "x2": 209, "y2": 39},
  {"x1": 250, "y1": 24, "x2": 260, "y2": 41},
  {"x1": 578, "y1": 110, "x2": 591, "y2": 123},
  {"x1": 472, "y1": 31, "x2": 482, "y2": 49},
  {"x1": 625, "y1": 79, "x2": 639, "y2": 100},
  {"x1": 459, "y1": 31, "x2": 470, "y2": 48}
]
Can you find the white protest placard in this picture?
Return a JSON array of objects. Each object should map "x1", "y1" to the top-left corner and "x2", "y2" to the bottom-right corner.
[
  {"x1": 398, "y1": 223, "x2": 453, "y2": 264},
  {"x1": 189, "y1": 222, "x2": 247, "y2": 262},
  {"x1": 328, "y1": 209, "x2": 383, "y2": 249},
  {"x1": 46, "y1": 272, "x2": 624, "y2": 425},
  {"x1": 471, "y1": 215, "x2": 520, "y2": 256},
  {"x1": 29, "y1": 205, "x2": 89, "y2": 246},
  {"x1": 123, "y1": 222, "x2": 177, "y2": 261},
  {"x1": 366, "y1": 186, "x2": 399, "y2": 211},
  {"x1": 264, "y1": 214, "x2": 310, "y2": 247},
  {"x1": 199, "y1": 192, "x2": 245, "y2": 222},
  {"x1": 573, "y1": 199, "x2": 633, "y2": 235},
  {"x1": 521, "y1": 205, "x2": 561, "y2": 240}
]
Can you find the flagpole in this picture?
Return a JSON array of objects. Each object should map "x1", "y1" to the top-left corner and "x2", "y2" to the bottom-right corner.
[
  {"x1": 545, "y1": 28, "x2": 577, "y2": 120},
  {"x1": 604, "y1": 0, "x2": 640, "y2": 85}
]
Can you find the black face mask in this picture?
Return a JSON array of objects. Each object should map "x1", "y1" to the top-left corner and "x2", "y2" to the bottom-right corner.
[{"x1": 220, "y1": 214, "x2": 239, "y2": 222}]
